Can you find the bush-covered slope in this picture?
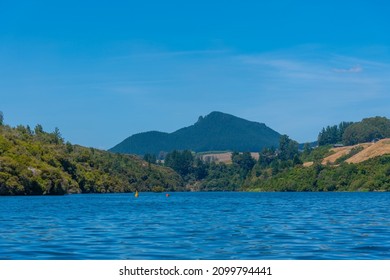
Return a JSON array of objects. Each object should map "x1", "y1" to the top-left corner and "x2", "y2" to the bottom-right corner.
[
  {"x1": 244, "y1": 156, "x2": 390, "y2": 192},
  {"x1": 0, "y1": 124, "x2": 183, "y2": 195},
  {"x1": 244, "y1": 139, "x2": 390, "y2": 192}
]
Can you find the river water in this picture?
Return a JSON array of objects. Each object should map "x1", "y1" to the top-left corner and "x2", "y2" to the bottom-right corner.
[{"x1": 1, "y1": 192, "x2": 389, "y2": 259}]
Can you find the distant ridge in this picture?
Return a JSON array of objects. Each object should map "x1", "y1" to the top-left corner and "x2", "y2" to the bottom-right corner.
[{"x1": 109, "y1": 111, "x2": 281, "y2": 155}]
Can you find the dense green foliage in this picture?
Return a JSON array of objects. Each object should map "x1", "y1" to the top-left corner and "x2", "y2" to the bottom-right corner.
[
  {"x1": 161, "y1": 135, "x2": 390, "y2": 192},
  {"x1": 0, "y1": 124, "x2": 183, "y2": 195},
  {"x1": 318, "y1": 116, "x2": 390, "y2": 146},
  {"x1": 278, "y1": 135, "x2": 300, "y2": 161},
  {"x1": 245, "y1": 156, "x2": 390, "y2": 192},
  {"x1": 231, "y1": 152, "x2": 256, "y2": 177},
  {"x1": 165, "y1": 150, "x2": 194, "y2": 177},
  {"x1": 110, "y1": 111, "x2": 281, "y2": 155},
  {"x1": 243, "y1": 135, "x2": 304, "y2": 189},
  {"x1": 318, "y1": 121, "x2": 353, "y2": 145},
  {"x1": 197, "y1": 161, "x2": 245, "y2": 191},
  {"x1": 161, "y1": 136, "x2": 303, "y2": 192},
  {"x1": 3, "y1": 112, "x2": 390, "y2": 195},
  {"x1": 245, "y1": 136, "x2": 390, "y2": 192},
  {"x1": 300, "y1": 145, "x2": 334, "y2": 163},
  {"x1": 162, "y1": 150, "x2": 257, "y2": 191},
  {"x1": 342, "y1": 117, "x2": 390, "y2": 145}
]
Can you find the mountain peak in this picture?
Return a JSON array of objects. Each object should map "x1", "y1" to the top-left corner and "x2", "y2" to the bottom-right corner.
[
  {"x1": 205, "y1": 111, "x2": 238, "y2": 119},
  {"x1": 196, "y1": 111, "x2": 229, "y2": 121}
]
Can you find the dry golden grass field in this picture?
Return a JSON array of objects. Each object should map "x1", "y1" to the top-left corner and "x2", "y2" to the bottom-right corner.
[{"x1": 303, "y1": 138, "x2": 390, "y2": 167}]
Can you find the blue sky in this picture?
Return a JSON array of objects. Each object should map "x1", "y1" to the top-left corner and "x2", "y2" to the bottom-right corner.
[{"x1": 1, "y1": 0, "x2": 390, "y2": 149}]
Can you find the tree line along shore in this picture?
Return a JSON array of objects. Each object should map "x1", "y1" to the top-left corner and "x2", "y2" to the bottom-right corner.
[{"x1": 1, "y1": 112, "x2": 390, "y2": 195}]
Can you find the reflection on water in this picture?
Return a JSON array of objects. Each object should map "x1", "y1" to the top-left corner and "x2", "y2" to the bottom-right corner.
[{"x1": 0, "y1": 192, "x2": 390, "y2": 259}]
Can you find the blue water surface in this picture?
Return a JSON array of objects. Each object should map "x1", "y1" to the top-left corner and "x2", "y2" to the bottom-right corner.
[{"x1": 0, "y1": 192, "x2": 389, "y2": 259}]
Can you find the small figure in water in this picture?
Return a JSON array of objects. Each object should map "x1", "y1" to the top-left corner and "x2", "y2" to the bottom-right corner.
[
  {"x1": 166, "y1": 193, "x2": 170, "y2": 197},
  {"x1": 135, "y1": 190, "x2": 139, "y2": 198}
]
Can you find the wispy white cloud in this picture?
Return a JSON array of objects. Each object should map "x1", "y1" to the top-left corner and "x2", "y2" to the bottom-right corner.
[
  {"x1": 6, "y1": 43, "x2": 389, "y2": 145},
  {"x1": 236, "y1": 50, "x2": 389, "y2": 86},
  {"x1": 333, "y1": 65, "x2": 363, "y2": 73},
  {"x1": 229, "y1": 47, "x2": 390, "y2": 141},
  {"x1": 110, "y1": 49, "x2": 231, "y2": 61}
]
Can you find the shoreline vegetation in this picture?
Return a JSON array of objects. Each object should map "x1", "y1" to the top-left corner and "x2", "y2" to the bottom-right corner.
[
  {"x1": 0, "y1": 121, "x2": 183, "y2": 195},
  {"x1": 2, "y1": 112, "x2": 390, "y2": 195}
]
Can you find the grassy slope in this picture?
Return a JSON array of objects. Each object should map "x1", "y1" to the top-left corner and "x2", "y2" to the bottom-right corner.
[
  {"x1": 199, "y1": 152, "x2": 259, "y2": 164},
  {"x1": 302, "y1": 138, "x2": 390, "y2": 166}
]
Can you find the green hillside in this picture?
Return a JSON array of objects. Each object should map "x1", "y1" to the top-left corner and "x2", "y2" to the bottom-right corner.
[
  {"x1": 244, "y1": 155, "x2": 390, "y2": 192},
  {"x1": 110, "y1": 111, "x2": 281, "y2": 155},
  {"x1": 244, "y1": 116, "x2": 390, "y2": 192},
  {"x1": 3, "y1": 112, "x2": 389, "y2": 195},
  {"x1": 0, "y1": 123, "x2": 183, "y2": 195}
]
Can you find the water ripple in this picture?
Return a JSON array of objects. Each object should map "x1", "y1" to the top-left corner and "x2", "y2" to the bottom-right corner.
[{"x1": 1, "y1": 192, "x2": 390, "y2": 259}]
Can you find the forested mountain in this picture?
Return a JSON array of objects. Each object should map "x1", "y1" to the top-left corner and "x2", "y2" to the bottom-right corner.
[
  {"x1": 0, "y1": 122, "x2": 183, "y2": 195},
  {"x1": 110, "y1": 111, "x2": 281, "y2": 155}
]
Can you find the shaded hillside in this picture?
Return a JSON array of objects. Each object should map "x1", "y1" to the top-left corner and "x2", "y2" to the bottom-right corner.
[
  {"x1": 110, "y1": 111, "x2": 281, "y2": 155},
  {"x1": 0, "y1": 124, "x2": 183, "y2": 195}
]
